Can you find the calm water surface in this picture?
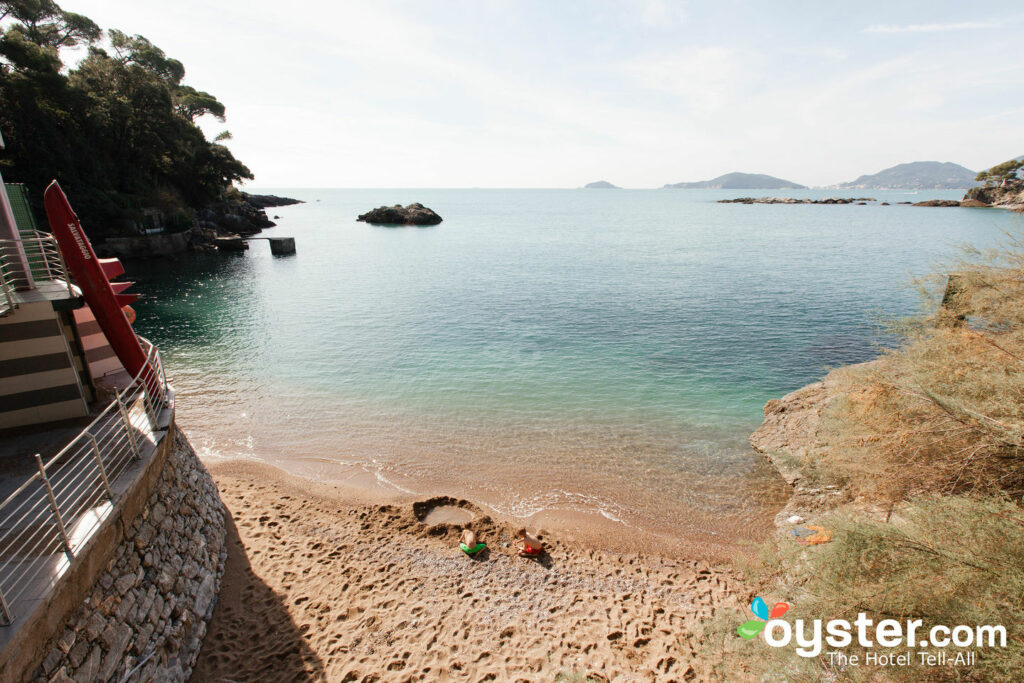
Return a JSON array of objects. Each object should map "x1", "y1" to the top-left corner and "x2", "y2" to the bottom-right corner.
[{"x1": 129, "y1": 189, "x2": 1021, "y2": 545}]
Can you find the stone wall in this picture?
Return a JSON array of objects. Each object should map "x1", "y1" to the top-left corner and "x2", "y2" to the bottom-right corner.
[
  {"x1": 32, "y1": 433, "x2": 226, "y2": 683},
  {"x1": 100, "y1": 230, "x2": 192, "y2": 259}
]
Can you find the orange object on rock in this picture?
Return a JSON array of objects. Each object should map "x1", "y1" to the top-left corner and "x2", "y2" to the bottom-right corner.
[{"x1": 796, "y1": 525, "x2": 832, "y2": 545}]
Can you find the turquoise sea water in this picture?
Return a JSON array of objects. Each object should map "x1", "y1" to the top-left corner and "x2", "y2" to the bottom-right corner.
[{"x1": 130, "y1": 189, "x2": 1021, "y2": 545}]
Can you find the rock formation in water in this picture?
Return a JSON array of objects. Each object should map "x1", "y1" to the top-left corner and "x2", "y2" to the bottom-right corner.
[
  {"x1": 583, "y1": 180, "x2": 620, "y2": 189},
  {"x1": 357, "y1": 203, "x2": 443, "y2": 226},
  {"x1": 664, "y1": 172, "x2": 806, "y2": 190},
  {"x1": 911, "y1": 199, "x2": 961, "y2": 207},
  {"x1": 718, "y1": 197, "x2": 875, "y2": 204},
  {"x1": 243, "y1": 193, "x2": 305, "y2": 209}
]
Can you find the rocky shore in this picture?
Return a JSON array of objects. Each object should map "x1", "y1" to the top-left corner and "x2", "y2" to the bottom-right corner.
[
  {"x1": 97, "y1": 192, "x2": 303, "y2": 259},
  {"x1": 749, "y1": 368, "x2": 853, "y2": 530},
  {"x1": 961, "y1": 180, "x2": 1024, "y2": 209},
  {"x1": 190, "y1": 192, "x2": 303, "y2": 247}
]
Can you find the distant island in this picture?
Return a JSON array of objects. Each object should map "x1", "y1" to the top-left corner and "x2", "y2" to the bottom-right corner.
[
  {"x1": 584, "y1": 180, "x2": 620, "y2": 189},
  {"x1": 833, "y1": 161, "x2": 975, "y2": 190},
  {"x1": 663, "y1": 172, "x2": 806, "y2": 190}
]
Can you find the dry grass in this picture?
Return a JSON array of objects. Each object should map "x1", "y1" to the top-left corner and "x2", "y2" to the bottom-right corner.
[
  {"x1": 702, "y1": 236, "x2": 1024, "y2": 681},
  {"x1": 814, "y1": 239, "x2": 1024, "y2": 505},
  {"x1": 706, "y1": 496, "x2": 1024, "y2": 682}
]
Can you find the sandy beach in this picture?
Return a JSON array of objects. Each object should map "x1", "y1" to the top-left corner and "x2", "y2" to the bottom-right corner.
[{"x1": 192, "y1": 459, "x2": 751, "y2": 682}]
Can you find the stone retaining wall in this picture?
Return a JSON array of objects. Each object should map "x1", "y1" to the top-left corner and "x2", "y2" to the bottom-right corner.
[{"x1": 32, "y1": 432, "x2": 226, "y2": 683}]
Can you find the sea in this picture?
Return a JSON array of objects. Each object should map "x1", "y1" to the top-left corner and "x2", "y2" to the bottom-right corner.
[{"x1": 129, "y1": 188, "x2": 1022, "y2": 549}]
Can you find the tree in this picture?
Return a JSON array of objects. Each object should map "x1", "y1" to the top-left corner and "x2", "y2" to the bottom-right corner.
[
  {"x1": 976, "y1": 159, "x2": 1023, "y2": 186},
  {"x1": 174, "y1": 85, "x2": 226, "y2": 122},
  {"x1": 0, "y1": 1, "x2": 100, "y2": 49},
  {"x1": 0, "y1": 6, "x2": 253, "y2": 236}
]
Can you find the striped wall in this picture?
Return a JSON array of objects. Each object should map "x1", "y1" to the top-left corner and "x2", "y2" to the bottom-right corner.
[
  {"x1": 0, "y1": 301, "x2": 89, "y2": 429},
  {"x1": 72, "y1": 305, "x2": 125, "y2": 381}
]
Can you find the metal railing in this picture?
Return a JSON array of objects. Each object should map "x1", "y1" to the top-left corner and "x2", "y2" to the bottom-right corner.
[
  {"x1": 0, "y1": 231, "x2": 73, "y2": 315},
  {"x1": 0, "y1": 337, "x2": 169, "y2": 625}
]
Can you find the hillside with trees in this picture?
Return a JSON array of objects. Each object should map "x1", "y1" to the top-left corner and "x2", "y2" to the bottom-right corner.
[{"x1": 0, "y1": 0, "x2": 253, "y2": 237}]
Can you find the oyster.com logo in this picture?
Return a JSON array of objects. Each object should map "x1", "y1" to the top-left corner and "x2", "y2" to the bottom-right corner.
[
  {"x1": 735, "y1": 596, "x2": 1005, "y2": 665},
  {"x1": 737, "y1": 596, "x2": 789, "y2": 640}
]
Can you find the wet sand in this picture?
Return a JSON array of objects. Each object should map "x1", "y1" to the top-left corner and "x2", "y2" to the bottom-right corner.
[{"x1": 193, "y1": 460, "x2": 753, "y2": 681}]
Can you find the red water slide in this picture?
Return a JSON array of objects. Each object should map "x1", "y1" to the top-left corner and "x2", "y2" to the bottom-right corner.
[{"x1": 42, "y1": 181, "x2": 153, "y2": 391}]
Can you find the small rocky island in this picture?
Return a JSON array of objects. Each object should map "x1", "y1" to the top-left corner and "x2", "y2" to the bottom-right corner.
[
  {"x1": 357, "y1": 203, "x2": 443, "y2": 226},
  {"x1": 584, "y1": 180, "x2": 620, "y2": 189}
]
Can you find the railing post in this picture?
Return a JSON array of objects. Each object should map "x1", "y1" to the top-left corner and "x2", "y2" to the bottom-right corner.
[
  {"x1": 116, "y1": 395, "x2": 141, "y2": 459},
  {"x1": 40, "y1": 238, "x2": 54, "y2": 280},
  {"x1": 141, "y1": 380, "x2": 158, "y2": 428},
  {"x1": 159, "y1": 356, "x2": 168, "y2": 401},
  {"x1": 88, "y1": 433, "x2": 113, "y2": 499},
  {"x1": 0, "y1": 269, "x2": 13, "y2": 314},
  {"x1": 0, "y1": 582, "x2": 12, "y2": 625},
  {"x1": 51, "y1": 236, "x2": 73, "y2": 296},
  {"x1": 36, "y1": 454, "x2": 74, "y2": 559}
]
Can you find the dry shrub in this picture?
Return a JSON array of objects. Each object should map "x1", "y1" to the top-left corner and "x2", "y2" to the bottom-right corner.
[
  {"x1": 706, "y1": 496, "x2": 1024, "y2": 682},
  {"x1": 700, "y1": 237, "x2": 1024, "y2": 681},
  {"x1": 816, "y1": 239, "x2": 1024, "y2": 504}
]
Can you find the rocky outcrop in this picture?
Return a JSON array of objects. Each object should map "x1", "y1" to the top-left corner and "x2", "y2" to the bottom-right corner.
[
  {"x1": 584, "y1": 181, "x2": 620, "y2": 189},
  {"x1": 911, "y1": 199, "x2": 961, "y2": 207},
  {"x1": 720, "y1": 197, "x2": 967, "y2": 207},
  {"x1": 241, "y1": 193, "x2": 303, "y2": 209},
  {"x1": 187, "y1": 191, "x2": 302, "y2": 252},
  {"x1": 96, "y1": 191, "x2": 302, "y2": 257},
  {"x1": 750, "y1": 363, "x2": 882, "y2": 528},
  {"x1": 962, "y1": 181, "x2": 1024, "y2": 210},
  {"x1": 719, "y1": 197, "x2": 875, "y2": 204},
  {"x1": 99, "y1": 230, "x2": 193, "y2": 259},
  {"x1": 750, "y1": 381, "x2": 831, "y2": 487},
  {"x1": 33, "y1": 433, "x2": 226, "y2": 683},
  {"x1": 357, "y1": 203, "x2": 443, "y2": 226}
]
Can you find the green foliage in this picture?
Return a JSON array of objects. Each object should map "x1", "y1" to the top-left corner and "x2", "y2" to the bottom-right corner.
[
  {"x1": 0, "y1": 1, "x2": 99, "y2": 48},
  {"x1": 0, "y1": 2, "x2": 251, "y2": 236},
  {"x1": 977, "y1": 159, "x2": 1023, "y2": 186}
]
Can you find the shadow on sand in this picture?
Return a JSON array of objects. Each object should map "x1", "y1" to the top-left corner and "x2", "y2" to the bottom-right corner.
[{"x1": 190, "y1": 515, "x2": 325, "y2": 682}]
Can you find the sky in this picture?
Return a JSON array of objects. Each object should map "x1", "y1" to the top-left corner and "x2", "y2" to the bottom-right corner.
[{"x1": 61, "y1": 0, "x2": 1024, "y2": 188}]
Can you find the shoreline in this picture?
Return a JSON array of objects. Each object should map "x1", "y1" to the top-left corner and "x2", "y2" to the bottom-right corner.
[
  {"x1": 194, "y1": 456, "x2": 753, "y2": 681},
  {"x1": 194, "y1": 448, "x2": 785, "y2": 564}
]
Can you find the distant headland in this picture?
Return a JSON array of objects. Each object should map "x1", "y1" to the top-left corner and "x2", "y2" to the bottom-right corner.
[
  {"x1": 831, "y1": 161, "x2": 976, "y2": 190},
  {"x1": 663, "y1": 172, "x2": 806, "y2": 190}
]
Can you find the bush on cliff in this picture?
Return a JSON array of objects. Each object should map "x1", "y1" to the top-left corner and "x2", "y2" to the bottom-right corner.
[
  {"x1": 813, "y1": 238, "x2": 1024, "y2": 504},
  {"x1": 703, "y1": 235, "x2": 1024, "y2": 681},
  {"x1": 707, "y1": 495, "x2": 1024, "y2": 682},
  {"x1": 0, "y1": 1, "x2": 253, "y2": 236}
]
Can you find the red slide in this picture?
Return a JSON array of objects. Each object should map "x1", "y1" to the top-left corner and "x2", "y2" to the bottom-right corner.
[{"x1": 43, "y1": 181, "x2": 155, "y2": 394}]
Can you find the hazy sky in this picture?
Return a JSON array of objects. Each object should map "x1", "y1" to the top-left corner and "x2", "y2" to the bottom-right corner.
[{"x1": 64, "y1": 0, "x2": 1024, "y2": 188}]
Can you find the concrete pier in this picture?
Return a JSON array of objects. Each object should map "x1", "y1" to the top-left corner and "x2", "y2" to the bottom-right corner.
[
  {"x1": 215, "y1": 236, "x2": 295, "y2": 255},
  {"x1": 213, "y1": 236, "x2": 248, "y2": 251},
  {"x1": 268, "y1": 237, "x2": 296, "y2": 255}
]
